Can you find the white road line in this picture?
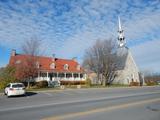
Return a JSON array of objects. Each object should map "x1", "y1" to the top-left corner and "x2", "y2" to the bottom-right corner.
[
  {"x1": 0, "y1": 91, "x2": 159, "y2": 113},
  {"x1": 59, "y1": 91, "x2": 74, "y2": 95},
  {"x1": 43, "y1": 92, "x2": 53, "y2": 97},
  {"x1": 43, "y1": 98, "x2": 160, "y2": 120}
]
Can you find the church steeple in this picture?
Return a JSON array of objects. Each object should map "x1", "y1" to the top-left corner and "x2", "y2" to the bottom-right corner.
[{"x1": 118, "y1": 16, "x2": 126, "y2": 47}]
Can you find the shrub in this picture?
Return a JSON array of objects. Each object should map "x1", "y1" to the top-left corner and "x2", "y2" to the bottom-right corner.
[
  {"x1": 145, "y1": 81, "x2": 157, "y2": 86},
  {"x1": 0, "y1": 66, "x2": 17, "y2": 89},
  {"x1": 0, "y1": 78, "x2": 17, "y2": 89},
  {"x1": 60, "y1": 81, "x2": 85, "y2": 85},
  {"x1": 0, "y1": 80, "x2": 8, "y2": 89},
  {"x1": 85, "y1": 78, "x2": 91, "y2": 87},
  {"x1": 22, "y1": 81, "x2": 36, "y2": 87},
  {"x1": 35, "y1": 81, "x2": 48, "y2": 88},
  {"x1": 130, "y1": 82, "x2": 139, "y2": 86}
]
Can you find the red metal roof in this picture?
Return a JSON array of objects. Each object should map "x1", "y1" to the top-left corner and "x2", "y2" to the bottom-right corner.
[{"x1": 9, "y1": 54, "x2": 84, "y2": 73}]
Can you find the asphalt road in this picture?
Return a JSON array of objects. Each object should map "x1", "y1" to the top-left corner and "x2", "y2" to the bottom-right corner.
[{"x1": 0, "y1": 86, "x2": 160, "y2": 120}]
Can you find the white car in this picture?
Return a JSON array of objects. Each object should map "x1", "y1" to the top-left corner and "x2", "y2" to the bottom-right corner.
[{"x1": 4, "y1": 83, "x2": 26, "y2": 97}]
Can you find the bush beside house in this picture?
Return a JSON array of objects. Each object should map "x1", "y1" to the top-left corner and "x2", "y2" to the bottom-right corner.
[
  {"x1": 35, "y1": 81, "x2": 48, "y2": 88},
  {"x1": 0, "y1": 66, "x2": 17, "y2": 89},
  {"x1": 129, "y1": 82, "x2": 139, "y2": 86},
  {"x1": 85, "y1": 78, "x2": 91, "y2": 87}
]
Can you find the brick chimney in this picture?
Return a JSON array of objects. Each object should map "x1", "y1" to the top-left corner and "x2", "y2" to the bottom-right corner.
[
  {"x1": 11, "y1": 49, "x2": 16, "y2": 56},
  {"x1": 52, "y1": 54, "x2": 55, "y2": 61},
  {"x1": 72, "y1": 57, "x2": 77, "y2": 62}
]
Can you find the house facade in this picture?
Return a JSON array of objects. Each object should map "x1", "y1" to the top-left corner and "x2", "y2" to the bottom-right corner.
[{"x1": 9, "y1": 50, "x2": 86, "y2": 85}]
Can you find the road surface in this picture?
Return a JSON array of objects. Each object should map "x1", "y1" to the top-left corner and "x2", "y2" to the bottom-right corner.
[{"x1": 0, "y1": 86, "x2": 160, "y2": 120}]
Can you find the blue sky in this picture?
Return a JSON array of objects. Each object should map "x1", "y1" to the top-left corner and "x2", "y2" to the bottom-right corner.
[{"x1": 0, "y1": 0, "x2": 160, "y2": 73}]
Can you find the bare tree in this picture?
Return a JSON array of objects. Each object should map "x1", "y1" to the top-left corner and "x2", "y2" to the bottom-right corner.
[
  {"x1": 16, "y1": 37, "x2": 42, "y2": 87},
  {"x1": 142, "y1": 70, "x2": 160, "y2": 85},
  {"x1": 22, "y1": 36, "x2": 41, "y2": 56},
  {"x1": 83, "y1": 39, "x2": 117, "y2": 86}
]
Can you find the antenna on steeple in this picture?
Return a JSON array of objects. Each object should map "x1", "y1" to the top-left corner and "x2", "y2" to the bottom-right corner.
[
  {"x1": 117, "y1": 16, "x2": 126, "y2": 47},
  {"x1": 118, "y1": 16, "x2": 122, "y2": 32}
]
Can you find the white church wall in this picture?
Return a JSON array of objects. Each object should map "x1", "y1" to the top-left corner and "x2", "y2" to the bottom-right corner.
[
  {"x1": 113, "y1": 51, "x2": 140, "y2": 85},
  {"x1": 112, "y1": 16, "x2": 140, "y2": 85}
]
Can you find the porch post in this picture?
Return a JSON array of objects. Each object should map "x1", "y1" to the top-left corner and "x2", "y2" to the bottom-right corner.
[
  {"x1": 78, "y1": 73, "x2": 80, "y2": 80},
  {"x1": 64, "y1": 73, "x2": 66, "y2": 80},
  {"x1": 38, "y1": 71, "x2": 40, "y2": 80},
  {"x1": 47, "y1": 72, "x2": 49, "y2": 81},
  {"x1": 84, "y1": 73, "x2": 86, "y2": 80},
  {"x1": 57, "y1": 72, "x2": 59, "y2": 80},
  {"x1": 72, "y1": 73, "x2": 74, "y2": 80}
]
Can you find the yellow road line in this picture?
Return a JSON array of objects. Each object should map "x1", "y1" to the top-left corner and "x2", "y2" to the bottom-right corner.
[{"x1": 43, "y1": 98, "x2": 160, "y2": 120}]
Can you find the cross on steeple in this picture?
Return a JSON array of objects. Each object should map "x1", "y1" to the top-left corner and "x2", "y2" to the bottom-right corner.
[{"x1": 118, "y1": 16, "x2": 126, "y2": 47}]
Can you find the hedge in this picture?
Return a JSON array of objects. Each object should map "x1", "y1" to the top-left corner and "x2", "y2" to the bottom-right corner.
[
  {"x1": 129, "y1": 82, "x2": 139, "y2": 86},
  {"x1": 60, "y1": 81, "x2": 85, "y2": 85},
  {"x1": 35, "y1": 81, "x2": 48, "y2": 88}
]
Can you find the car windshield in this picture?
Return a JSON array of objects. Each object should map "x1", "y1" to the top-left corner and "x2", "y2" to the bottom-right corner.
[{"x1": 12, "y1": 84, "x2": 24, "y2": 88}]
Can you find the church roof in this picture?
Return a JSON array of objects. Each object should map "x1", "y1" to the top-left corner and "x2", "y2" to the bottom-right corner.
[{"x1": 114, "y1": 47, "x2": 129, "y2": 70}]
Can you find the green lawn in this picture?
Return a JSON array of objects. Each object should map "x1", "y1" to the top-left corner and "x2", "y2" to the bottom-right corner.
[{"x1": 1, "y1": 84, "x2": 158, "y2": 93}]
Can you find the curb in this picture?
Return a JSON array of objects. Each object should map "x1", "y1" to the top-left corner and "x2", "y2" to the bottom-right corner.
[
  {"x1": 0, "y1": 86, "x2": 158, "y2": 96},
  {"x1": 27, "y1": 89, "x2": 64, "y2": 93},
  {"x1": 25, "y1": 86, "x2": 158, "y2": 93},
  {"x1": 0, "y1": 92, "x2": 4, "y2": 96}
]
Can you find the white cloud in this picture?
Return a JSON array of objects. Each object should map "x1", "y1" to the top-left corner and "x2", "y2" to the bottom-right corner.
[
  {"x1": 125, "y1": 9, "x2": 160, "y2": 41},
  {"x1": 131, "y1": 39, "x2": 160, "y2": 72},
  {"x1": 0, "y1": 0, "x2": 160, "y2": 71}
]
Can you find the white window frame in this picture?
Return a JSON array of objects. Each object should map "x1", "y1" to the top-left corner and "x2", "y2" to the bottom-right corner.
[
  {"x1": 50, "y1": 63, "x2": 55, "y2": 69},
  {"x1": 64, "y1": 64, "x2": 69, "y2": 70}
]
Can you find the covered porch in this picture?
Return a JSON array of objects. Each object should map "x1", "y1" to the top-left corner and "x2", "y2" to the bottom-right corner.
[{"x1": 36, "y1": 71, "x2": 86, "y2": 82}]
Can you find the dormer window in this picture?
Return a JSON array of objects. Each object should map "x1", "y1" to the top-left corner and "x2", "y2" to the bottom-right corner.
[
  {"x1": 77, "y1": 64, "x2": 81, "y2": 70},
  {"x1": 50, "y1": 63, "x2": 55, "y2": 69},
  {"x1": 64, "y1": 64, "x2": 69, "y2": 70},
  {"x1": 15, "y1": 60, "x2": 21, "y2": 64},
  {"x1": 36, "y1": 61, "x2": 40, "y2": 68},
  {"x1": 52, "y1": 58, "x2": 55, "y2": 62}
]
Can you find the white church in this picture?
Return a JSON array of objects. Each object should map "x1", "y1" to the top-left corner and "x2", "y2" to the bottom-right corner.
[{"x1": 113, "y1": 17, "x2": 143, "y2": 85}]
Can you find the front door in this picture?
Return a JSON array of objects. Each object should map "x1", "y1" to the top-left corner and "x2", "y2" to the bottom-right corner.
[{"x1": 49, "y1": 73, "x2": 53, "y2": 81}]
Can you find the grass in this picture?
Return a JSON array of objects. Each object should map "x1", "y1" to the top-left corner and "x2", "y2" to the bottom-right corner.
[
  {"x1": 60, "y1": 84, "x2": 130, "y2": 89},
  {"x1": 26, "y1": 87, "x2": 61, "y2": 91},
  {"x1": 109, "y1": 84, "x2": 129, "y2": 87},
  {"x1": 1, "y1": 84, "x2": 157, "y2": 93},
  {"x1": 0, "y1": 89, "x2": 4, "y2": 93},
  {"x1": 26, "y1": 85, "x2": 107, "y2": 91}
]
